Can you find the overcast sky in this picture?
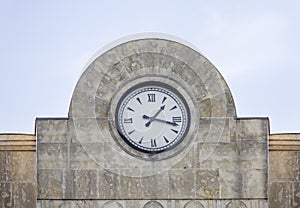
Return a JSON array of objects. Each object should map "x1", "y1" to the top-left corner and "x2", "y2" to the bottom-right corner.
[{"x1": 0, "y1": 1, "x2": 300, "y2": 134}]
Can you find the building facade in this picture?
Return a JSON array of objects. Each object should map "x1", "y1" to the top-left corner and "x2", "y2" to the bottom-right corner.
[{"x1": 0, "y1": 35, "x2": 299, "y2": 207}]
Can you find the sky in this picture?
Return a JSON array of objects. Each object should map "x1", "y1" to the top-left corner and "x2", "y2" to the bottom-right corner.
[{"x1": 0, "y1": 0, "x2": 300, "y2": 134}]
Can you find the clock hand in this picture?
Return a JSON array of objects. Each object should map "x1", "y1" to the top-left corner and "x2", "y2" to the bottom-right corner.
[
  {"x1": 152, "y1": 118, "x2": 179, "y2": 126},
  {"x1": 142, "y1": 115, "x2": 150, "y2": 119},
  {"x1": 152, "y1": 105, "x2": 165, "y2": 119},
  {"x1": 143, "y1": 105, "x2": 165, "y2": 127},
  {"x1": 143, "y1": 116, "x2": 178, "y2": 127},
  {"x1": 145, "y1": 120, "x2": 151, "y2": 127},
  {"x1": 142, "y1": 115, "x2": 152, "y2": 127}
]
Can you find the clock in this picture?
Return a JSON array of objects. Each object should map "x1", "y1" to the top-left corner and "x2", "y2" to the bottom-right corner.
[{"x1": 115, "y1": 81, "x2": 191, "y2": 153}]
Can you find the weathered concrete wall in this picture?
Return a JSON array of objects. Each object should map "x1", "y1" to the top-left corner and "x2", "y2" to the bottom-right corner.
[
  {"x1": 269, "y1": 134, "x2": 300, "y2": 207},
  {"x1": 36, "y1": 37, "x2": 269, "y2": 207},
  {"x1": 0, "y1": 134, "x2": 36, "y2": 208},
  {"x1": 36, "y1": 117, "x2": 268, "y2": 204}
]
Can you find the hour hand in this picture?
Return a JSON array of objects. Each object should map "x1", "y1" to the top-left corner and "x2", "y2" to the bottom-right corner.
[
  {"x1": 142, "y1": 115, "x2": 152, "y2": 127},
  {"x1": 142, "y1": 115, "x2": 150, "y2": 119}
]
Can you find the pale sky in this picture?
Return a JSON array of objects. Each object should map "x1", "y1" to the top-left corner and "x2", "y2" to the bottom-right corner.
[{"x1": 1, "y1": 1, "x2": 300, "y2": 134}]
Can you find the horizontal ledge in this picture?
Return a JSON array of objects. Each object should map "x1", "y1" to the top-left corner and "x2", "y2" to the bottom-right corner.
[
  {"x1": 36, "y1": 198, "x2": 268, "y2": 201},
  {"x1": 36, "y1": 117, "x2": 68, "y2": 120},
  {"x1": 0, "y1": 141, "x2": 36, "y2": 146},
  {"x1": 269, "y1": 146, "x2": 300, "y2": 151},
  {"x1": 0, "y1": 146, "x2": 36, "y2": 151},
  {"x1": 0, "y1": 134, "x2": 35, "y2": 141},
  {"x1": 269, "y1": 134, "x2": 300, "y2": 152},
  {"x1": 269, "y1": 141, "x2": 300, "y2": 145},
  {"x1": 0, "y1": 134, "x2": 36, "y2": 151},
  {"x1": 270, "y1": 134, "x2": 300, "y2": 141}
]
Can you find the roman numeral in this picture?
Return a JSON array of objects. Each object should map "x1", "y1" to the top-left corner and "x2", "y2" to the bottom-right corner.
[
  {"x1": 151, "y1": 139, "x2": 157, "y2": 147},
  {"x1": 170, "y1": 106, "x2": 177, "y2": 111},
  {"x1": 172, "y1": 116, "x2": 182, "y2": 123},
  {"x1": 148, "y1": 93, "x2": 156, "y2": 102},
  {"x1": 124, "y1": 118, "x2": 133, "y2": 123}
]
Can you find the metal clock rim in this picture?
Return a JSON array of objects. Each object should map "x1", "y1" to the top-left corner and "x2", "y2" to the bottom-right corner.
[{"x1": 114, "y1": 81, "x2": 191, "y2": 154}]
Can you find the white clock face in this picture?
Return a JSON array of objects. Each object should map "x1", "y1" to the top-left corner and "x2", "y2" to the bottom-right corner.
[{"x1": 115, "y1": 82, "x2": 190, "y2": 153}]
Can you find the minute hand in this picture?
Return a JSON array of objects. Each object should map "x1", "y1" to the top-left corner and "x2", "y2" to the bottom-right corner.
[
  {"x1": 152, "y1": 118, "x2": 179, "y2": 126},
  {"x1": 144, "y1": 105, "x2": 165, "y2": 127}
]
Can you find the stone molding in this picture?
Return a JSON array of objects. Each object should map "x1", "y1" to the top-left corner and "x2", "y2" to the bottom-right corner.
[
  {"x1": 0, "y1": 134, "x2": 36, "y2": 151},
  {"x1": 37, "y1": 199, "x2": 267, "y2": 208},
  {"x1": 269, "y1": 134, "x2": 300, "y2": 151}
]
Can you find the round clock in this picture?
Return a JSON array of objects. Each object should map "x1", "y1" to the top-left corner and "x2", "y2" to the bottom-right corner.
[{"x1": 115, "y1": 81, "x2": 191, "y2": 153}]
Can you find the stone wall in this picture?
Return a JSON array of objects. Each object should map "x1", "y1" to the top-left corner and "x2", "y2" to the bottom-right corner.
[
  {"x1": 269, "y1": 134, "x2": 300, "y2": 207},
  {"x1": 0, "y1": 134, "x2": 36, "y2": 208},
  {"x1": 35, "y1": 37, "x2": 269, "y2": 207},
  {"x1": 36, "y1": 117, "x2": 268, "y2": 207}
]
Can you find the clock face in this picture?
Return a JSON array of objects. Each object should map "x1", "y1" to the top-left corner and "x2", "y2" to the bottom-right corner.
[{"x1": 115, "y1": 81, "x2": 190, "y2": 153}]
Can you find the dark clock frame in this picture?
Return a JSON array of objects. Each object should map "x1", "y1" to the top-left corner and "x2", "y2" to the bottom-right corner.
[{"x1": 114, "y1": 81, "x2": 191, "y2": 154}]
